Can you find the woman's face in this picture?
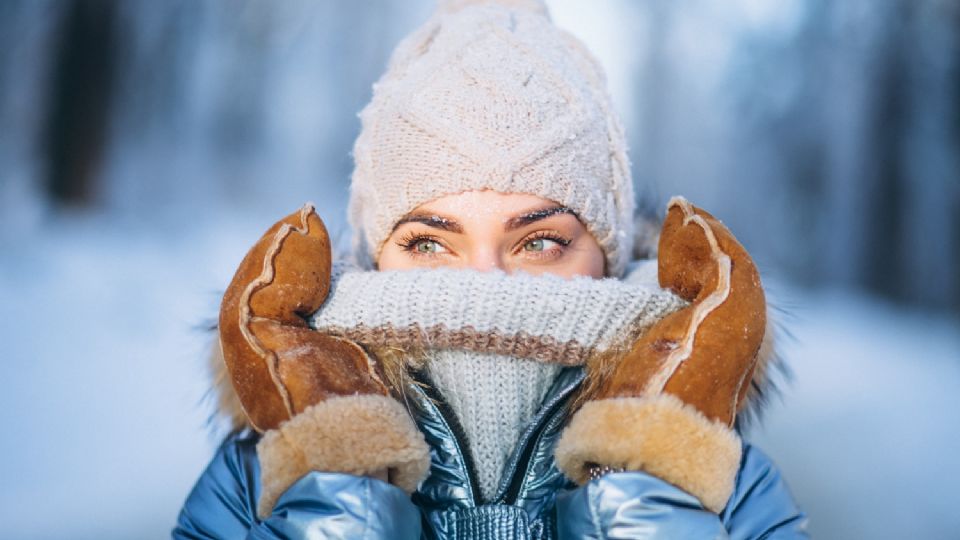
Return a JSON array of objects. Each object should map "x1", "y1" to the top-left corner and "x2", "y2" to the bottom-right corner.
[{"x1": 378, "y1": 191, "x2": 605, "y2": 278}]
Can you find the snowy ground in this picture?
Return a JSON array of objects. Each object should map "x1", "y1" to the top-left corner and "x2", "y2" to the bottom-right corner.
[
  {"x1": 750, "y1": 285, "x2": 960, "y2": 539},
  {"x1": 1, "y1": 212, "x2": 957, "y2": 539}
]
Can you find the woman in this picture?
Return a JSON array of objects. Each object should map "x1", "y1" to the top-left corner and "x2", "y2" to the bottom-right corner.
[{"x1": 174, "y1": 1, "x2": 807, "y2": 538}]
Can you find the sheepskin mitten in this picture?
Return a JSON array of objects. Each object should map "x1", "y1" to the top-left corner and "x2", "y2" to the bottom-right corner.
[
  {"x1": 218, "y1": 204, "x2": 430, "y2": 518},
  {"x1": 555, "y1": 197, "x2": 766, "y2": 513}
]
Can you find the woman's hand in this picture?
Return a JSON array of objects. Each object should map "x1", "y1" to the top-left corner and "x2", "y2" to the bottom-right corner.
[
  {"x1": 219, "y1": 204, "x2": 388, "y2": 431},
  {"x1": 556, "y1": 196, "x2": 766, "y2": 513},
  {"x1": 218, "y1": 204, "x2": 429, "y2": 518}
]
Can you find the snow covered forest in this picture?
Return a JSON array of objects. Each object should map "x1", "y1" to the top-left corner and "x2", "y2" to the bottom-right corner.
[{"x1": 1, "y1": 0, "x2": 958, "y2": 538}]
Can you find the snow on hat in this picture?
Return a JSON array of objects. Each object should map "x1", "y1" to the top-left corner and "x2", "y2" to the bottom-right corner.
[{"x1": 349, "y1": 0, "x2": 635, "y2": 276}]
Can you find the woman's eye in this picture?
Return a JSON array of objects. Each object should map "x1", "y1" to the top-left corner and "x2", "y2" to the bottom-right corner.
[
  {"x1": 414, "y1": 239, "x2": 445, "y2": 254},
  {"x1": 523, "y1": 238, "x2": 559, "y2": 252}
]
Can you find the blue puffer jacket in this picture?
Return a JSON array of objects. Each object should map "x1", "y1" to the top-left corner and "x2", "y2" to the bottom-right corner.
[{"x1": 173, "y1": 368, "x2": 807, "y2": 539}]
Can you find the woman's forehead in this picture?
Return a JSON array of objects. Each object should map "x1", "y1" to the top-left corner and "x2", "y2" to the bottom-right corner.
[
  {"x1": 411, "y1": 190, "x2": 566, "y2": 222},
  {"x1": 393, "y1": 191, "x2": 587, "y2": 239}
]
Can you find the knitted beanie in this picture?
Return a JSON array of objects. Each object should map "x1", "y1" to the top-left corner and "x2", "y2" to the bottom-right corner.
[{"x1": 349, "y1": 0, "x2": 635, "y2": 276}]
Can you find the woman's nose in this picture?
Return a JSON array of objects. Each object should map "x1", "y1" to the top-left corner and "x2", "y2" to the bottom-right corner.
[{"x1": 466, "y1": 248, "x2": 507, "y2": 273}]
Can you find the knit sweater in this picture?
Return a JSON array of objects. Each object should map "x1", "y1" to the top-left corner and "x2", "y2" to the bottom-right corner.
[
  {"x1": 424, "y1": 350, "x2": 561, "y2": 500},
  {"x1": 309, "y1": 260, "x2": 686, "y2": 500}
]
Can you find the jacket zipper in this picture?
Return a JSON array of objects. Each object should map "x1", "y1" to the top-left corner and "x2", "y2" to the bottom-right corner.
[
  {"x1": 409, "y1": 369, "x2": 484, "y2": 505},
  {"x1": 498, "y1": 367, "x2": 585, "y2": 505}
]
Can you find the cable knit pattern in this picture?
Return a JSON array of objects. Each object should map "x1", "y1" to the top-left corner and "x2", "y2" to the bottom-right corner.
[
  {"x1": 424, "y1": 350, "x2": 560, "y2": 501},
  {"x1": 348, "y1": 0, "x2": 635, "y2": 276},
  {"x1": 310, "y1": 261, "x2": 687, "y2": 366}
]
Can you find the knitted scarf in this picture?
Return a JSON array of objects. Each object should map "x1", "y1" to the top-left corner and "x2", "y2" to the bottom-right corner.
[{"x1": 309, "y1": 261, "x2": 686, "y2": 500}]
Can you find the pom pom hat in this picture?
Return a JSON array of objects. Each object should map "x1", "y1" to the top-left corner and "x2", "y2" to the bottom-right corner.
[{"x1": 349, "y1": 0, "x2": 635, "y2": 276}]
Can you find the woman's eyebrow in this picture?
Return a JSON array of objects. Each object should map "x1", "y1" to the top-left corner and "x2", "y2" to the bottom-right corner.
[
  {"x1": 504, "y1": 206, "x2": 576, "y2": 231},
  {"x1": 392, "y1": 212, "x2": 464, "y2": 233}
]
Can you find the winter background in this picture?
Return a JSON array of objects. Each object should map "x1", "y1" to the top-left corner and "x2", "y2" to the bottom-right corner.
[{"x1": 1, "y1": 0, "x2": 958, "y2": 538}]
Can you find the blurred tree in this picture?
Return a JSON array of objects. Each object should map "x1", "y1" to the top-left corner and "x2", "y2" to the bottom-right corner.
[{"x1": 43, "y1": 0, "x2": 117, "y2": 206}]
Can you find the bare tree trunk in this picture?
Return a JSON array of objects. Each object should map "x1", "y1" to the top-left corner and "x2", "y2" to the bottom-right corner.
[{"x1": 43, "y1": 0, "x2": 118, "y2": 207}]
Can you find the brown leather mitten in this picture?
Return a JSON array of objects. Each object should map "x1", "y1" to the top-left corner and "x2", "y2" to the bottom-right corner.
[
  {"x1": 555, "y1": 196, "x2": 766, "y2": 513},
  {"x1": 219, "y1": 204, "x2": 429, "y2": 518}
]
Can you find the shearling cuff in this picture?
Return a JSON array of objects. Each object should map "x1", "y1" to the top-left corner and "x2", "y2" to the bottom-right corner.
[
  {"x1": 554, "y1": 393, "x2": 742, "y2": 513},
  {"x1": 256, "y1": 394, "x2": 431, "y2": 519}
]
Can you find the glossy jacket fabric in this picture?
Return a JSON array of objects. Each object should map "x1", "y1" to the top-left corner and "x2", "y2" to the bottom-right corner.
[{"x1": 173, "y1": 368, "x2": 808, "y2": 539}]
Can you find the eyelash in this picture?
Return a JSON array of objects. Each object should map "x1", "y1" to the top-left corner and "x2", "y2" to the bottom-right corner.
[
  {"x1": 514, "y1": 231, "x2": 571, "y2": 260},
  {"x1": 396, "y1": 232, "x2": 448, "y2": 258}
]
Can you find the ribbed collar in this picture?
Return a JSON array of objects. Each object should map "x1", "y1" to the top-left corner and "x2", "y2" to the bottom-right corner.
[{"x1": 310, "y1": 260, "x2": 685, "y2": 366}]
